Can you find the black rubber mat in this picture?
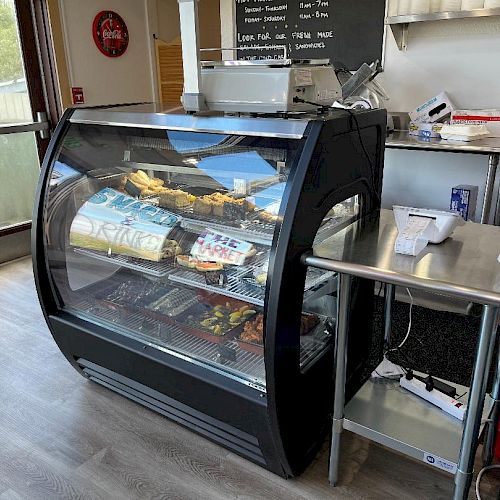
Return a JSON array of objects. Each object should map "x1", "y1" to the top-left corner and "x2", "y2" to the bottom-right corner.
[{"x1": 373, "y1": 297, "x2": 498, "y2": 389}]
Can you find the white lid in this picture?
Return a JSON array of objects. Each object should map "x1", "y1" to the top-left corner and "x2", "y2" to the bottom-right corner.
[{"x1": 440, "y1": 124, "x2": 490, "y2": 136}]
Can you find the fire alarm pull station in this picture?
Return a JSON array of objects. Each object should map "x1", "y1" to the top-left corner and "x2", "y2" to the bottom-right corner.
[{"x1": 72, "y1": 87, "x2": 85, "y2": 105}]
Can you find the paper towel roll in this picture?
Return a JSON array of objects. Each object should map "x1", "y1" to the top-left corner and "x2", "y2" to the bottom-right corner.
[
  {"x1": 398, "y1": 0, "x2": 412, "y2": 14},
  {"x1": 462, "y1": 0, "x2": 484, "y2": 8},
  {"x1": 440, "y1": 0, "x2": 462, "y2": 9},
  {"x1": 411, "y1": 0, "x2": 431, "y2": 13}
]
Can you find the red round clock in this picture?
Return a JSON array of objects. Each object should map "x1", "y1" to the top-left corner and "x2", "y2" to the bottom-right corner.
[{"x1": 92, "y1": 11, "x2": 129, "y2": 58}]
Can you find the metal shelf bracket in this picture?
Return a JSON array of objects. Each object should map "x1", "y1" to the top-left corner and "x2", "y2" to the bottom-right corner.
[{"x1": 390, "y1": 23, "x2": 409, "y2": 51}]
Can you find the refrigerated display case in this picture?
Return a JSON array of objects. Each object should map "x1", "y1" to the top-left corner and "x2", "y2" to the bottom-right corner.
[{"x1": 33, "y1": 104, "x2": 386, "y2": 477}]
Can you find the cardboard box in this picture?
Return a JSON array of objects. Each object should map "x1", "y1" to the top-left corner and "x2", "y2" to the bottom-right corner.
[
  {"x1": 451, "y1": 110, "x2": 500, "y2": 138},
  {"x1": 409, "y1": 92, "x2": 455, "y2": 124},
  {"x1": 450, "y1": 185, "x2": 478, "y2": 221},
  {"x1": 408, "y1": 122, "x2": 443, "y2": 138}
]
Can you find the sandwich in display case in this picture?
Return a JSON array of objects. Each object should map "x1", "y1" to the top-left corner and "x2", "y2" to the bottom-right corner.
[{"x1": 33, "y1": 104, "x2": 386, "y2": 477}]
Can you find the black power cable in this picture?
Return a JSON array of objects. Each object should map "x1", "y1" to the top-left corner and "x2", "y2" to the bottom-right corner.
[{"x1": 293, "y1": 96, "x2": 381, "y2": 204}]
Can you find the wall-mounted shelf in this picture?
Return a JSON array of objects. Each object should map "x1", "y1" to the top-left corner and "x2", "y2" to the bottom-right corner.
[{"x1": 386, "y1": 7, "x2": 500, "y2": 50}]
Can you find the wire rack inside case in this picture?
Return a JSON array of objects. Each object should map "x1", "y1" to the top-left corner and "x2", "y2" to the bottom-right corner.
[
  {"x1": 67, "y1": 299, "x2": 267, "y2": 389},
  {"x1": 65, "y1": 298, "x2": 334, "y2": 390},
  {"x1": 74, "y1": 247, "x2": 336, "y2": 307},
  {"x1": 74, "y1": 248, "x2": 175, "y2": 277},
  {"x1": 169, "y1": 266, "x2": 266, "y2": 307}
]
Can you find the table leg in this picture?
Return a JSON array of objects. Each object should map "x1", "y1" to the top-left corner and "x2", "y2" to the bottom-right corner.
[
  {"x1": 383, "y1": 284, "x2": 396, "y2": 348},
  {"x1": 480, "y1": 154, "x2": 499, "y2": 224},
  {"x1": 328, "y1": 273, "x2": 351, "y2": 486},
  {"x1": 454, "y1": 305, "x2": 499, "y2": 500},
  {"x1": 482, "y1": 336, "x2": 500, "y2": 466}
]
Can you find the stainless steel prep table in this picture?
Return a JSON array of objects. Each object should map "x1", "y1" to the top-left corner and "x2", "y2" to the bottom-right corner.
[
  {"x1": 303, "y1": 209, "x2": 500, "y2": 500},
  {"x1": 386, "y1": 131, "x2": 500, "y2": 224}
]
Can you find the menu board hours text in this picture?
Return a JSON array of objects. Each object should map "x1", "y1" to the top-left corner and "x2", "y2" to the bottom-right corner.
[{"x1": 235, "y1": 0, "x2": 386, "y2": 71}]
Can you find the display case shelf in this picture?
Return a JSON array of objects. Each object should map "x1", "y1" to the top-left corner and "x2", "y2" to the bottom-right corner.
[
  {"x1": 343, "y1": 377, "x2": 491, "y2": 468},
  {"x1": 126, "y1": 197, "x2": 276, "y2": 246},
  {"x1": 386, "y1": 7, "x2": 500, "y2": 50},
  {"x1": 68, "y1": 300, "x2": 267, "y2": 389},
  {"x1": 74, "y1": 248, "x2": 175, "y2": 277},
  {"x1": 74, "y1": 247, "x2": 336, "y2": 308},
  {"x1": 299, "y1": 322, "x2": 335, "y2": 372},
  {"x1": 180, "y1": 215, "x2": 275, "y2": 246},
  {"x1": 67, "y1": 299, "x2": 334, "y2": 389},
  {"x1": 169, "y1": 266, "x2": 266, "y2": 307}
]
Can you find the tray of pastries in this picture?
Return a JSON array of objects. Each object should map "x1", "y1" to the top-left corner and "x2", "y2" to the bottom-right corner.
[
  {"x1": 236, "y1": 313, "x2": 320, "y2": 356},
  {"x1": 89, "y1": 277, "x2": 167, "y2": 317},
  {"x1": 177, "y1": 295, "x2": 258, "y2": 345},
  {"x1": 143, "y1": 287, "x2": 199, "y2": 320}
]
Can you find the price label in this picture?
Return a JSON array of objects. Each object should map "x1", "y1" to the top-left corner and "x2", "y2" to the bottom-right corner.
[{"x1": 234, "y1": 178, "x2": 248, "y2": 195}]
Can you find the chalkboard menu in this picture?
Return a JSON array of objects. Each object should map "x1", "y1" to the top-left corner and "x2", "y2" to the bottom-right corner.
[{"x1": 235, "y1": 0, "x2": 385, "y2": 71}]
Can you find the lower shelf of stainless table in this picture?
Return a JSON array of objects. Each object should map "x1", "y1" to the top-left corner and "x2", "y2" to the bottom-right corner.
[{"x1": 344, "y1": 378, "x2": 491, "y2": 472}]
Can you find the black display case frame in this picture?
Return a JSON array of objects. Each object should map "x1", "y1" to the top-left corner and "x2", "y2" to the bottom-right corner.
[{"x1": 32, "y1": 105, "x2": 386, "y2": 477}]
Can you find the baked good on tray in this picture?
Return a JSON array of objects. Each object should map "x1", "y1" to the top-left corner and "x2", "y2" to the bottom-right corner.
[
  {"x1": 258, "y1": 200, "x2": 280, "y2": 223},
  {"x1": 301, "y1": 314, "x2": 320, "y2": 333},
  {"x1": 69, "y1": 188, "x2": 182, "y2": 262},
  {"x1": 223, "y1": 199, "x2": 246, "y2": 220},
  {"x1": 258, "y1": 211, "x2": 279, "y2": 223},
  {"x1": 122, "y1": 170, "x2": 166, "y2": 197},
  {"x1": 195, "y1": 262, "x2": 224, "y2": 272},
  {"x1": 176, "y1": 255, "x2": 224, "y2": 273},
  {"x1": 186, "y1": 302, "x2": 256, "y2": 336},
  {"x1": 176, "y1": 255, "x2": 198, "y2": 269},
  {"x1": 192, "y1": 192, "x2": 253, "y2": 220},
  {"x1": 240, "y1": 313, "x2": 265, "y2": 345},
  {"x1": 239, "y1": 312, "x2": 320, "y2": 345},
  {"x1": 212, "y1": 198, "x2": 225, "y2": 217},
  {"x1": 163, "y1": 240, "x2": 183, "y2": 258},
  {"x1": 193, "y1": 197, "x2": 212, "y2": 216},
  {"x1": 159, "y1": 189, "x2": 194, "y2": 209}
]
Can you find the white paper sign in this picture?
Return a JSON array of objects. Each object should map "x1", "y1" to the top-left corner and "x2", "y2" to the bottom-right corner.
[
  {"x1": 295, "y1": 69, "x2": 313, "y2": 87},
  {"x1": 394, "y1": 215, "x2": 433, "y2": 257}
]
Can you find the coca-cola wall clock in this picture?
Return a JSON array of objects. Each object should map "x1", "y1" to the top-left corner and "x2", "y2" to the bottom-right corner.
[{"x1": 92, "y1": 11, "x2": 129, "y2": 58}]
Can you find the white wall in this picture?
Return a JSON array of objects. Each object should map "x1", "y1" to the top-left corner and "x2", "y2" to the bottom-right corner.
[
  {"x1": 381, "y1": 17, "x2": 500, "y2": 112},
  {"x1": 219, "y1": 4, "x2": 500, "y2": 222},
  {"x1": 156, "y1": 0, "x2": 221, "y2": 47},
  {"x1": 380, "y1": 18, "x2": 500, "y2": 221},
  {"x1": 59, "y1": 0, "x2": 155, "y2": 106},
  {"x1": 157, "y1": 0, "x2": 181, "y2": 43}
]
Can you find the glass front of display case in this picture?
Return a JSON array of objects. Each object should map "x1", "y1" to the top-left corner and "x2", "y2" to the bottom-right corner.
[{"x1": 43, "y1": 120, "x2": 358, "y2": 390}]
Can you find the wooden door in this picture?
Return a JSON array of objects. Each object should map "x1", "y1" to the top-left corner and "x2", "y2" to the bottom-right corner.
[{"x1": 155, "y1": 38, "x2": 184, "y2": 108}]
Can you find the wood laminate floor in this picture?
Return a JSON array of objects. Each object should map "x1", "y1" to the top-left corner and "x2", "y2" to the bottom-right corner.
[{"x1": 0, "y1": 257, "x2": 499, "y2": 500}]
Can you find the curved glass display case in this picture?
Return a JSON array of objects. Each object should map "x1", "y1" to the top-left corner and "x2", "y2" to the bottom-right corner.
[{"x1": 33, "y1": 104, "x2": 386, "y2": 477}]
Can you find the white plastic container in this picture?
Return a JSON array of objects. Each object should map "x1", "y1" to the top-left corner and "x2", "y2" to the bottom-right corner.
[
  {"x1": 439, "y1": 124, "x2": 490, "y2": 141},
  {"x1": 440, "y1": 0, "x2": 462, "y2": 10},
  {"x1": 484, "y1": 0, "x2": 500, "y2": 7},
  {"x1": 451, "y1": 109, "x2": 500, "y2": 137},
  {"x1": 431, "y1": 0, "x2": 442, "y2": 10},
  {"x1": 411, "y1": 0, "x2": 431, "y2": 13},
  {"x1": 462, "y1": 0, "x2": 484, "y2": 8},
  {"x1": 398, "y1": 0, "x2": 412, "y2": 14}
]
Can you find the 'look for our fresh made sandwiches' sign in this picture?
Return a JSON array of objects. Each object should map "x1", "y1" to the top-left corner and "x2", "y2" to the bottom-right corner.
[{"x1": 69, "y1": 188, "x2": 181, "y2": 262}]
